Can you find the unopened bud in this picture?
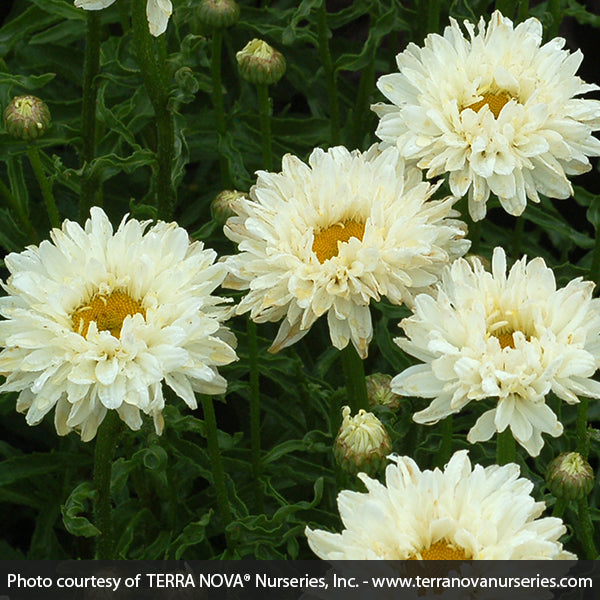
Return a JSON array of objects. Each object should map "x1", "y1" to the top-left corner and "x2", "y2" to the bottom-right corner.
[
  {"x1": 366, "y1": 373, "x2": 401, "y2": 410},
  {"x1": 334, "y1": 406, "x2": 392, "y2": 476},
  {"x1": 198, "y1": 0, "x2": 240, "y2": 29},
  {"x1": 211, "y1": 189, "x2": 244, "y2": 225},
  {"x1": 4, "y1": 95, "x2": 51, "y2": 141},
  {"x1": 546, "y1": 452, "x2": 594, "y2": 501},
  {"x1": 236, "y1": 39, "x2": 286, "y2": 86}
]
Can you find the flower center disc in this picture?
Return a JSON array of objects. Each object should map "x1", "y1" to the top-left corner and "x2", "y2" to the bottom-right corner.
[
  {"x1": 72, "y1": 291, "x2": 145, "y2": 338},
  {"x1": 312, "y1": 220, "x2": 365, "y2": 263},
  {"x1": 464, "y1": 92, "x2": 512, "y2": 119},
  {"x1": 409, "y1": 540, "x2": 469, "y2": 560},
  {"x1": 495, "y1": 331, "x2": 516, "y2": 349}
]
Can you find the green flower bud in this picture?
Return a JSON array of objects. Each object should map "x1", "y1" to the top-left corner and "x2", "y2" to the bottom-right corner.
[
  {"x1": 198, "y1": 0, "x2": 240, "y2": 29},
  {"x1": 236, "y1": 39, "x2": 286, "y2": 86},
  {"x1": 334, "y1": 406, "x2": 392, "y2": 476},
  {"x1": 546, "y1": 452, "x2": 594, "y2": 501},
  {"x1": 4, "y1": 95, "x2": 51, "y2": 141},
  {"x1": 211, "y1": 189, "x2": 245, "y2": 225},
  {"x1": 366, "y1": 373, "x2": 401, "y2": 410}
]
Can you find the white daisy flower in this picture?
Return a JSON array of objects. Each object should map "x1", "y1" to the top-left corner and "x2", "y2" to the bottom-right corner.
[
  {"x1": 0, "y1": 208, "x2": 237, "y2": 441},
  {"x1": 74, "y1": 0, "x2": 173, "y2": 37},
  {"x1": 372, "y1": 10, "x2": 600, "y2": 221},
  {"x1": 305, "y1": 450, "x2": 575, "y2": 559},
  {"x1": 222, "y1": 145, "x2": 469, "y2": 358},
  {"x1": 392, "y1": 247, "x2": 600, "y2": 456}
]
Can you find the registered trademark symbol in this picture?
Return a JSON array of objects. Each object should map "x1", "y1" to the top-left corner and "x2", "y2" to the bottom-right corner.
[{"x1": 244, "y1": 574, "x2": 251, "y2": 582}]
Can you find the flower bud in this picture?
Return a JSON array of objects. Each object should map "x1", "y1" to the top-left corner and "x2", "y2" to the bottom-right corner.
[
  {"x1": 236, "y1": 39, "x2": 286, "y2": 86},
  {"x1": 334, "y1": 406, "x2": 392, "y2": 476},
  {"x1": 198, "y1": 0, "x2": 240, "y2": 29},
  {"x1": 546, "y1": 452, "x2": 594, "y2": 501},
  {"x1": 211, "y1": 189, "x2": 244, "y2": 225},
  {"x1": 366, "y1": 373, "x2": 401, "y2": 410},
  {"x1": 4, "y1": 95, "x2": 51, "y2": 141}
]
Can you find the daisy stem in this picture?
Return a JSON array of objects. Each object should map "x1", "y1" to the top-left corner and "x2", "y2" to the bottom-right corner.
[
  {"x1": 552, "y1": 497, "x2": 567, "y2": 519},
  {"x1": 211, "y1": 27, "x2": 232, "y2": 187},
  {"x1": 577, "y1": 497, "x2": 598, "y2": 558},
  {"x1": 200, "y1": 395, "x2": 233, "y2": 531},
  {"x1": 427, "y1": 0, "x2": 440, "y2": 33},
  {"x1": 131, "y1": 0, "x2": 175, "y2": 220},
  {"x1": 438, "y1": 416, "x2": 453, "y2": 467},
  {"x1": 316, "y1": 0, "x2": 341, "y2": 145},
  {"x1": 340, "y1": 345, "x2": 369, "y2": 414},
  {"x1": 575, "y1": 396, "x2": 590, "y2": 459},
  {"x1": 517, "y1": 0, "x2": 529, "y2": 22},
  {"x1": 589, "y1": 229, "x2": 600, "y2": 288},
  {"x1": 247, "y1": 318, "x2": 264, "y2": 511},
  {"x1": 495, "y1": 0, "x2": 518, "y2": 19},
  {"x1": 93, "y1": 410, "x2": 120, "y2": 559},
  {"x1": 256, "y1": 83, "x2": 274, "y2": 171},
  {"x1": 26, "y1": 144, "x2": 60, "y2": 229},
  {"x1": 80, "y1": 11, "x2": 102, "y2": 221},
  {"x1": 548, "y1": 0, "x2": 562, "y2": 38},
  {"x1": 512, "y1": 216, "x2": 524, "y2": 258},
  {"x1": 496, "y1": 428, "x2": 516, "y2": 465}
]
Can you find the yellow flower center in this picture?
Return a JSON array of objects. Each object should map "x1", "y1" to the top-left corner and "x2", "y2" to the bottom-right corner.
[
  {"x1": 494, "y1": 330, "x2": 516, "y2": 349},
  {"x1": 409, "y1": 540, "x2": 470, "y2": 560},
  {"x1": 463, "y1": 92, "x2": 512, "y2": 119},
  {"x1": 312, "y1": 220, "x2": 365, "y2": 263},
  {"x1": 72, "y1": 291, "x2": 145, "y2": 339}
]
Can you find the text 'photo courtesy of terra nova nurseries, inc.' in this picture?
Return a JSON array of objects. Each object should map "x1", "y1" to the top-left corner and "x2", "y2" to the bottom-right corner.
[{"x1": 0, "y1": 0, "x2": 600, "y2": 594}]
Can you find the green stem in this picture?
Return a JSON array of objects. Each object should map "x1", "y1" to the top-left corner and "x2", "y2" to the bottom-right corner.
[
  {"x1": 577, "y1": 497, "x2": 598, "y2": 558},
  {"x1": 467, "y1": 213, "x2": 482, "y2": 255},
  {"x1": 0, "y1": 178, "x2": 38, "y2": 241},
  {"x1": 26, "y1": 145, "x2": 60, "y2": 228},
  {"x1": 495, "y1": 0, "x2": 518, "y2": 18},
  {"x1": 131, "y1": 0, "x2": 175, "y2": 220},
  {"x1": 512, "y1": 216, "x2": 525, "y2": 259},
  {"x1": 552, "y1": 497, "x2": 568, "y2": 519},
  {"x1": 200, "y1": 395, "x2": 233, "y2": 530},
  {"x1": 256, "y1": 83, "x2": 273, "y2": 171},
  {"x1": 575, "y1": 396, "x2": 590, "y2": 460},
  {"x1": 427, "y1": 0, "x2": 440, "y2": 33},
  {"x1": 517, "y1": 0, "x2": 529, "y2": 22},
  {"x1": 589, "y1": 228, "x2": 600, "y2": 288},
  {"x1": 210, "y1": 28, "x2": 233, "y2": 189},
  {"x1": 80, "y1": 11, "x2": 102, "y2": 220},
  {"x1": 247, "y1": 318, "x2": 264, "y2": 512},
  {"x1": 93, "y1": 411, "x2": 120, "y2": 559},
  {"x1": 496, "y1": 428, "x2": 516, "y2": 465},
  {"x1": 340, "y1": 344, "x2": 369, "y2": 414},
  {"x1": 438, "y1": 416, "x2": 453, "y2": 467},
  {"x1": 316, "y1": 0, "x2": 340, "y2": 145},
  {"x1": 548, "y1": 0, "x2": 562, "y2": 38},
  {"x1": 211, "y1": 28, "x2": 232, "y2": 187}
]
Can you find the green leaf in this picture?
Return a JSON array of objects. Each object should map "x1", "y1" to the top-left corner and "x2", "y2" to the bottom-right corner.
[
  {"x1": 171, "y1": 510, "x2": 213, "y2": 559},
  {"x1": 61, "y1": 482, "x2": 100, "y2": 538}
]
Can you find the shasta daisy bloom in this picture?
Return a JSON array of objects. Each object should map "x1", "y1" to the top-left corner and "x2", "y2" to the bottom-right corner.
[
  {"x1": 372, "y1": 11, "x2": 600, "y2": 221},
  {"x1": 392, "y1": 248, "x2": 600, "y2": 456},
  {"x1": 222, "y1": 145, "x2": 469, "y2": 358},
  {"x1": 306, "y1": 450, "x2": 575, "y2": 559},
  {"x1": 74, "y1": 0, "x2": 172, "y2": 37},
  {"x1": 0, "y1": 208, "x2": 237, "y2": 441}
]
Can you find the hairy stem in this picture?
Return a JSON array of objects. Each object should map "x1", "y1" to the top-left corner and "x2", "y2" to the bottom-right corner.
[{"x1": 26, "y1": 145, "x2": 60, "y2": 228}]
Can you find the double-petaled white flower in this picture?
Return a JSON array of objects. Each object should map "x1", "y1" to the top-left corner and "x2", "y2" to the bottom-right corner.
[
  {"x1": 306, "y1": 450, "x2": 575, "y2": 559},
  {"x1": 74, "y1": 0, "x2": 172, "y2": 37},
  {"x1": 373, "y1": 11, "x2": 600, "y2": 221},
  {"x1": 392, "y1": 248, "x2": 600, "y2": 456},
  {"x1": 0, "y1": 208, "x2": 237, "y2": 441},
  {"x1": 223, "y1": 145, "x2": 469, "y2": 358}
]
